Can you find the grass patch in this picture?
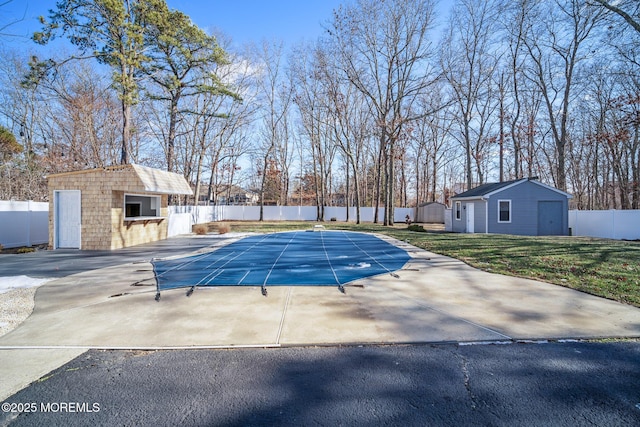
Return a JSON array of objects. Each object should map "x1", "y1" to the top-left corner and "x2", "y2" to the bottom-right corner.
[
  {"x1": 218, "y1": 221, "x2": 640, "y2": 308},
  {"x1": 0, "y1": 244, "x2": 47, "y2": 254},
  {"x1": 223, "y1": 221, "x2": 313, "y2": 233}
]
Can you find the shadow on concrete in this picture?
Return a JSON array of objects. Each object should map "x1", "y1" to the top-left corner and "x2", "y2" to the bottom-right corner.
[{"x1": 0, "y1": 235, "x2": 230, "y2": 279}]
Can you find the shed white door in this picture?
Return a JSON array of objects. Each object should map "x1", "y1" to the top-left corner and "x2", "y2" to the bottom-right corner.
[
  {"x1": 55, "y1": 190, "x2": 81, "y2": 249},
  {"x1": 466, "y1": 203, "x2": 475, "y2": 233}
]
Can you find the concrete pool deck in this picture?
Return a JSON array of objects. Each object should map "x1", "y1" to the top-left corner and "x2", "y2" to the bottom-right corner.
[{"x1": 1, "y1": 233, "x2": 640, "y2": 400}]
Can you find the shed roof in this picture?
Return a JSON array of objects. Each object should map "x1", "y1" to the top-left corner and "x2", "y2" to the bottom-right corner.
[
  {"x1": 47, "y1": 164, "x2": 193, "y2": 195},
  {"x1": 452, "y1": 178, "x2": 572, "y2": 200},
  {"x1": 131, "y1": 164, "x2": 192, "y2": 195},
  {"x1": 418, "y1": 201, "x2": 446, "y2": 207}
]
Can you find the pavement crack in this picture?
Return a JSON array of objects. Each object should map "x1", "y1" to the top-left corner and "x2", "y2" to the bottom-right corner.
[
  {"x1": 459, "y1": 354, "x2": 478, "y2": 410},
  {"x1": 275, "y1": 287, "x2": 292, "y2": 345}
]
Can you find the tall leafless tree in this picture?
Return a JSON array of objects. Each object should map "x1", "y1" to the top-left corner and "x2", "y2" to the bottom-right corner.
[
  {"x1": 329, "y1": 0, "x2": 438, "y2": 225},
  {"x1": 519, "y1": 0, "x2": 605, "y2": 191},
  {"x1": 441, "y1": 0, "x2": 500, "y2": 190},
  {"x1": 255, "y1": 40, "x2": 293, "y2": 220}
]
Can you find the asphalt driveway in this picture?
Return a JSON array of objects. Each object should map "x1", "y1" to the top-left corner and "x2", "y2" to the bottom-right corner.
[{"x1": 3, "y1": 341, "x2": 640, "y2": 426}]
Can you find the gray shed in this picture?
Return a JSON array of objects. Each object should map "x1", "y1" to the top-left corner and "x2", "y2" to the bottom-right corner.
[
  {"x1": 450, "y1": 177, "x2": 572, "y2": 236},
  {"x1": 415, "y1": 202, "x2": 445, "y2": 223}
]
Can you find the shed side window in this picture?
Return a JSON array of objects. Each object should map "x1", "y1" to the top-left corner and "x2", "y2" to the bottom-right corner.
[
  {"x1": 498, "y1": 200, "x2": 511, "y2": 223},
  {"x1": 125, "y1": 194, "x2": 160, "y2": 219},
  {"x1": 455, "y1": 201, "x2": 461, "y2": 220}
]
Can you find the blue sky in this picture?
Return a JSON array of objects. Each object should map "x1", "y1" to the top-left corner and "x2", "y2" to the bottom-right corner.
[
  {"x1": 2, "y1": 0, "x2": 453, "y2": 49},
  {"x1": 168, "y1": 0, "x2": 345, "y2": 46},
  {"x1": 1, "y1": 0, "x2": 346, "y2": 48}
]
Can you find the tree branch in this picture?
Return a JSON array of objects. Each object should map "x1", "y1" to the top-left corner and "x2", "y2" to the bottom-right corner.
[{"x1": 591, "y1": 0, "x2": 640, "y2": 33}]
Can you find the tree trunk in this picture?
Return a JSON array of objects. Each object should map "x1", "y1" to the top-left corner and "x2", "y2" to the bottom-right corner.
[
  {"x1": 385, "y1": 136, "x2": 395, "y2": 226},
  {"x1": 373, "y1": 135, "x2": 384, "y2": 224},
  {"x1": 120, "y1": 99, "x2": 130, "y2": 165},
  {"x1": 345, "y1": 156, "x2": 350, "y2": 222},
  {"x1": 464, "y1": 119, "x2": 473, "y2": 190},
  {"x1": 431, "y1": 154, "x2": 437, "y2": 203},
  {"x1": 166, "y1": 95, "x2": 180, "y2": 173}
]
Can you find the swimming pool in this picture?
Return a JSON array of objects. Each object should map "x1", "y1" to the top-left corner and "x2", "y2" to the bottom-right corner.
[{"x1": 151, "y1": 230, "x2": 410, "y2": 298}]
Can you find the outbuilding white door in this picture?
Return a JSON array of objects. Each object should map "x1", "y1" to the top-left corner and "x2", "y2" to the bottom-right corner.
[
  {"x1": 55, "y1": 190, "x2": 81, "y2": 249},
  {"x1": 466, "y1": 203, "x2": 475, "y2": 233}
]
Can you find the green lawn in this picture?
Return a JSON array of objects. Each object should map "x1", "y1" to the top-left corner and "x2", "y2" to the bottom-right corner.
[{"x1": 222, "y1": 221, "x2": 640, "y2": 308}]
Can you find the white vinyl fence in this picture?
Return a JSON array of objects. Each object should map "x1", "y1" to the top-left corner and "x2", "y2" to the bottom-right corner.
[
  {"x1": 167, "y1": 205, "x2": 415, "y2": 236},
  {"x1": 569, "y1": 210, "x2": 640, "y2": 240},
  {"x1": 444, "y1": 208, "x2": 452, "y2": 232},
  {"x1": 5, "y1": 201, "x2": 638, "y2": 244},
  {"x1": 442, "y1": 208, "x2": 640, "y2": 239},
  {"x1": 169, "y1": 207, "x2": 640, "y2": 240},
  {"x1": 0, "y1": 201, "x2": 49, "y2": 249}
]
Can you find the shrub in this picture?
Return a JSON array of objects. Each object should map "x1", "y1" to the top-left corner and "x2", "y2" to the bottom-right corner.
[
  {"x1": 17, "y1": 247, "x2": 35, "y2": 253},
  {"x1": 193, "y1": 224, "x2": 208, "y2": 235},
  {"x1": 330, "y1": 217, "x2": 337, "y2": 222},
  {"x1": 407, "y1": 224, "x2": 426, "y2": 232},
  {"x1": 217, "y1": 223, "x2": 231, "y2": 234}
]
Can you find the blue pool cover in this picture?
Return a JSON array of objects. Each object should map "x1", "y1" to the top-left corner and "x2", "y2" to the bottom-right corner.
[{"x1": 151, "y1": 230, "x2": 410, "y2": 296}]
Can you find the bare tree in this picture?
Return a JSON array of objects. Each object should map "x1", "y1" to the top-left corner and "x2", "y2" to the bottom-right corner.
[
  {"x1": 291, "y1": 42, "x2": 335, "y2": 221},
  {"x1": 591, "y1": 0, "x2": 640, "y2": 33},
  {"x1": 255, "y1": 40, "x2": 293, "y2": 220},
  {"x1": 410, "y1": 84, "x2": 454, "y2": 205},
  {"x1": 329, "y1": 0, "x2": 438, "y2": 225},
  {"x1": 0, "y1": 49, "x2": 52, "y2": 200},
  {"x1": 519, "y1": 0, "x2": 605, "y2": 191},
  {"x1": 313, "y1": 43, "x2": 372, "y2": 223},
  {"x1": 39, "y1": 62, "x2": 123, "y2": 169},
  {"x1": 441, "y1": 0, "x2": 500, "y2": 190}
]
